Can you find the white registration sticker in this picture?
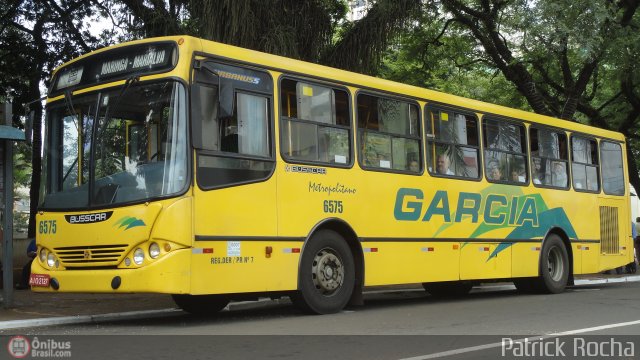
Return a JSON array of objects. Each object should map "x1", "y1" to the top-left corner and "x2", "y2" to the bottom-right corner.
[{"x1": 227, "y1": 241, "x2": 241, "y2": 257}]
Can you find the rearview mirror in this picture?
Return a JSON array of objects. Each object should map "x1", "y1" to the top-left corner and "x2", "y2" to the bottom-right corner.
[
  {"x1": 198, "y1": 62, "x2": 234, "y2": 119},
  {"x1": 218, "y1": 77, "x2": 234, "y2": 118}
]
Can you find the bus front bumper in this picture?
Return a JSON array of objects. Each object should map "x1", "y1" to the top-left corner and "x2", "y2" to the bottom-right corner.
[{"x1": 29, "y1": 249, "x2": 191, "y2": 294}]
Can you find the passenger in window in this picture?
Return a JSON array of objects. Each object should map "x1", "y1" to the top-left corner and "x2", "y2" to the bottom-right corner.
[
  {"x1": 532, "y1": 158, "x2": 543, "y2": 184},
  {"x1": 436, "y1": 154, "x2": 454, "y2": 175},
  {"x1": 552, "y1": 162, "x2": 567, "y2": 187},
  {"x1": 487, "y1": 161, "x2": 503, "y2": 181},
  {"x1": 511, "y1": 170, "x2": 525, "y2": 183},
  {"x1": 408, "y1": 160, "x2": 420, "y2": 172}
]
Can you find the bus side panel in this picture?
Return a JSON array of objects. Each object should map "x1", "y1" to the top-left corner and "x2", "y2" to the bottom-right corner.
[
  {"x1": 189, "y1": 240, "x2": 300, "y2": 294},
  {"x1": 571, "y1": 243, "x2": 583, "y2": 274},
  {"x1": 460, "y1": 242, "x2": 512, "y2": 280},
  {"x1": 363, "y1": 242, "x2": 459, "y2": 286},
  {"x1": 512, "y1": 242, "x2": 541, "y2": 278}
]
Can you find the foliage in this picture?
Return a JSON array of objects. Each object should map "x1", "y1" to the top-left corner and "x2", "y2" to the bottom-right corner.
[
  {"x1": 379, "y1": 0, "x2": 640, "y2": 190},
  {"x1": 1, "y1": 0, "x2": 105, "y2": 237}
]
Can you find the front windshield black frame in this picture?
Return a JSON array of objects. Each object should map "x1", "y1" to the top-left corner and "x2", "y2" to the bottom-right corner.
[{"x1": 40, "y1": 78, "x2": 191, "y2": 211}]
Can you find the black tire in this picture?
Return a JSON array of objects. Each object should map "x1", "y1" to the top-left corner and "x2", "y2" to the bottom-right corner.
[
  {"x1": 422, "y1": 281, "x2": 473, "y2": 298},
  {"x1": 292, "y1": 229, "x2": 355, "y2": 314},
  {"x1": 172, "y1": 294, "x2": 229, "y2": 315},
  {"x1": 535, "y1": 234, "x2": 569, "y2": 294}
]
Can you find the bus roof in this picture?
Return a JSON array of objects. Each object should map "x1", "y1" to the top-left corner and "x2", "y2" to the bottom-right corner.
[{"x1": 51, "y1": 35, "x2": 625, "y2": 142}]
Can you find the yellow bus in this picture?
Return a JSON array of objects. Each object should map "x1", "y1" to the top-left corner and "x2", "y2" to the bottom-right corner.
[{"x1": 31, "y1": 36, "x2": 633, "y2": 315}]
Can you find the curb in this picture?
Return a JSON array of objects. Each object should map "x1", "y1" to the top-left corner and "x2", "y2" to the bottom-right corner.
[
  {"x1": 1, "y1": 275, "x2": 639, "y2": 331},
  {"x1": 574, "y1": 274, "x2": 640, "y2": 285},
  {"x1": 0, "y1": 308, "x2": 181, "y2": 331}
]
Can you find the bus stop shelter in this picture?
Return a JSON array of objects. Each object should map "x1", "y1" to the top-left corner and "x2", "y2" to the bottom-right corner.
[{"x1": 0, "y1": 106, "x2": 26, "y2": 308}]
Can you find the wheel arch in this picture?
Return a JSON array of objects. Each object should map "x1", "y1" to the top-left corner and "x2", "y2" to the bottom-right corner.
[{"x1": 299, "y1": 218, "x2": 364, "y2": 306}]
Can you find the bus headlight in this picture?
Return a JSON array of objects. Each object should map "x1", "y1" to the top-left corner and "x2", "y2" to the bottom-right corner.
[
  {"x1": 39, "y1": 248, "x2": 47, "y2": 262},
  {"x1": 133, "y1": 248, "x2": 145, "y2": 265},
  {"x1": 149, "y1": 243, "x2": 160, "y2": 259},
  {"x1": 47, "y1": 253, "x2": 55, "y2": 268}
]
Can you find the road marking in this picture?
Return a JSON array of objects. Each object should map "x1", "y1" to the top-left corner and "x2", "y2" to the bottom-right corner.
[
  {"x1": 397, "y1": 319, "x2": 640, "y2": 360},
  {"x1": 550, "y1": 319, "x2": 640, "y2": 336}
]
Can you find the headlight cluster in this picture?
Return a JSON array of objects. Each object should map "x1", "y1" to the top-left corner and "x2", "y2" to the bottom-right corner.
[
  {"x1": 122, "y1": 242, "x2": 170, "y2": 267},
  {"x1": 39, "y1": 247, "x2": 60, "y2": 269}
]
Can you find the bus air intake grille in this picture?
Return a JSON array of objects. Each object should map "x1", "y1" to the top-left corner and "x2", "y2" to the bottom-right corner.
[
  {"x1": 53, "y1": 244, "x2": 129, "y2": 267},
  {"x1": 599, "y1": 206, "x2": 619, "y2": 254}
]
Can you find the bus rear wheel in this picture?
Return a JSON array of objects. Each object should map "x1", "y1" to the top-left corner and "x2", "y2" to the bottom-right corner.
[
  {"x1": 423, "y1": 281, "x2": 473, "y2": 298},
  {"x1": 172, "y1": 294, "x2": 229, "y2": 315},
  {"x1": 534, "y1": 234, "x2": 569, "y2": 294},
  {"x1": 292, "y1": 229, "x2": 355, "y2": 314}
]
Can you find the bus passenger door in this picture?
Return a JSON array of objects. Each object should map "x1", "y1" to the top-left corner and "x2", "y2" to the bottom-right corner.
[{"x1": 189, "y1": 60, "x2": 279, "y2": 294}]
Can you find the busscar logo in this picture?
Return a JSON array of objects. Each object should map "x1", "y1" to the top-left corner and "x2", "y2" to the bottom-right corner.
[{"x1": 64, "y1": 211, "x2": 113, "y2": 224}]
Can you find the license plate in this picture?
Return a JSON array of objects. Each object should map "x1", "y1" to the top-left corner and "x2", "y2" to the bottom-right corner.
[{"x1": 29, "y1": 274, "x2": 50, "y2": 287}]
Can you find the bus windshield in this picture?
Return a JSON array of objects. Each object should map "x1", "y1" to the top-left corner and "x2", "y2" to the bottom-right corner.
[{"x1": 40, "y1": 80, "x2": 188, "y2": 210}]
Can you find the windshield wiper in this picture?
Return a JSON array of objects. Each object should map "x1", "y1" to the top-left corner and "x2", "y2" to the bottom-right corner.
[{"x1": 61, "y1": 157, "x2": 79, "y2": 183}]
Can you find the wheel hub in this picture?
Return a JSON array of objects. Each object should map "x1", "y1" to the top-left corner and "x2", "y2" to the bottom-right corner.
[
  {"x1": 312, "y1": 249, "x2": 344, "y2": 295},
  {"x1": 548, "y1": 247, "x2": 564, "y2": 282}
]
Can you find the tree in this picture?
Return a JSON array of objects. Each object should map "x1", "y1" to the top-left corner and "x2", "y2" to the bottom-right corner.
[
  {"x1": 105, "y1": 0, "x2": 422, "y2": 74},
  {"x1": 381, "y1": 0, "x2": 640, "y2": 190},
  {"x1": 1, "y1": 0, "x2": 103, "y2": 237}
]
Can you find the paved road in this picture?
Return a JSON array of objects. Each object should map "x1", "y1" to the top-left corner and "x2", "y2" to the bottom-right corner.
[{"x1": 4, "y1": 282, "x2": 639, "y2": 359}]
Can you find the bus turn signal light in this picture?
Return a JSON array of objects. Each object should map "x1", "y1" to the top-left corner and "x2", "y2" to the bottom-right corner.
[{"x1": 265, "y1": 246, "x2": 273, "y2": 258}]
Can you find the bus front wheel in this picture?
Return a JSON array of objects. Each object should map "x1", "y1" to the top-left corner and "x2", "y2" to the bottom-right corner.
[
  {"x1": 535, "y1": 234, "x2": 569, "y2": 294},
  {"x1": 172, "y1": 294, "x2": 229, "y2": 315},
  {"x1": 292, "y1": 229, "x2": 355, "y2": 314}
]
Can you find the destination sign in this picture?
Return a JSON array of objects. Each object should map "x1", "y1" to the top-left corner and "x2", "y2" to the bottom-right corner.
[{"x1": 51, "y1": 42, "x2": 177, "y2": 95}]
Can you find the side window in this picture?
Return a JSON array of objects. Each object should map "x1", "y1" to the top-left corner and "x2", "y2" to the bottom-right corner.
[
  {"x1": 571, "y1": 136, "x2": 600, "y2": 192},
  {"x1": 192, "y1": 62, "x2": 274, "y2": 189},
  {"x1": 280, "y1": 79, "x2": 350, "y2": 165},
  {"x1": 200, "y1": 90, "x2": 269, "y2": 156},
  {"x1": 529, "y1": 127, "x2": 569, "y2": 188},
  {"x1": 482, "y1": 118, "x2": 527, "y2": 184},
  {"x1": 600, "y1": 141, "x2": 624, "y2": 195},
  {"x1": 427, "y1": 108, "x2": 479, "y2": 178},
  {"x1": 357, "y1": 94, "x2": 421, "y2": 172}
]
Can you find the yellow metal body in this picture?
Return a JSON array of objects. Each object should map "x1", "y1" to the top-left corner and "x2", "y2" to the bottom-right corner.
[{"x1": 32, "y1": 36, "x2": 633, "y2": 295}]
